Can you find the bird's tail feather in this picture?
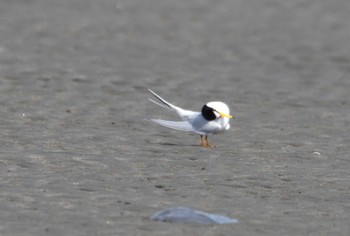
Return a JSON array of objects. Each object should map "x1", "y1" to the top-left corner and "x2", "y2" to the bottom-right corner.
[
  {"x1": 148, "y1": 89, "x2": 176, "y2": 110},
  {"x1": 148, "y1": 98, "x2": 169, "y2": 109}
]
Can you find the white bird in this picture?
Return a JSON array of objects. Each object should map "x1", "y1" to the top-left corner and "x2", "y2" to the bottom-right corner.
[{"x1": 147, "y1": 89, "x2": 234, "y2": 147}]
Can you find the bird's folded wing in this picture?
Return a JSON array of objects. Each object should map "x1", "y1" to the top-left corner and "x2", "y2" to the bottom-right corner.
[{"x1": 148, "y1": 119, "x2": 204, "y2": 134}]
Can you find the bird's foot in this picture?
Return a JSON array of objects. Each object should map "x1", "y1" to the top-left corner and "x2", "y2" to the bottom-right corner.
[
  {"x1": 200, "y1": 135, "x2": 215, "y2": 148},
  {"x1": 202, "y1": 143, "x2": 215, "y2": 148}
]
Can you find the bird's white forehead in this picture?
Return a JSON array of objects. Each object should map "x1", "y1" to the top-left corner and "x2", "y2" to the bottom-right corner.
[{"x1": 206, "y1": 101, "x2": 230, "y2": 114}]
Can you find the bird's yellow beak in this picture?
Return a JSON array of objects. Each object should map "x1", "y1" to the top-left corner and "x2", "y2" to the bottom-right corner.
[{"x1": 219, "y1": 112, "x2": 234, "y2": 119}]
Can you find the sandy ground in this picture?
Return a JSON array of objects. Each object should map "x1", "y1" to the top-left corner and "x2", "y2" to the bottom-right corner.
[{"x1": 1, "y1": 0, "x2": 350, "y2": 235}]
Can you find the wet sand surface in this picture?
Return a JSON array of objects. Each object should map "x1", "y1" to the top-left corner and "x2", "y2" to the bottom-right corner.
[{"x1": 1, "y1": 0, "x2": 350, "y2": 235}]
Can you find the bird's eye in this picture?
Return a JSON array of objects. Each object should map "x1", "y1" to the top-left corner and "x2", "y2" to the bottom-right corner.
[{"x1": 213, "y1": 110, "x2": 220, "y2": 117}]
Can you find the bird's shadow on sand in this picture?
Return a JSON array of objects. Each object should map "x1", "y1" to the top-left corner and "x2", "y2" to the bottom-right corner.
[
  {"x1": 146, "y1": 140, "x2": 199, "y2": 147},
  {"x1": 159, "y1": 142, "x2": 199, "y2": 147}
]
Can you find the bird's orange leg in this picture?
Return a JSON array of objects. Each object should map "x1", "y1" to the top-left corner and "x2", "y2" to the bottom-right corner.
[
  {"x1": 200, "y1": 135, "x2": 214, "y2": 147},
  {"x1": 205, "y1": 135, "x2": 215, "y2": 148},
  {"x1": 200, "y1": 135, "x2": 204, "y2": 147}
]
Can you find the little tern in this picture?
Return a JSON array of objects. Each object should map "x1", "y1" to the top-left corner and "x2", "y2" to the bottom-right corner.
[{"x1": 147, "y1": 89, "x2": 233, "y2": 147}]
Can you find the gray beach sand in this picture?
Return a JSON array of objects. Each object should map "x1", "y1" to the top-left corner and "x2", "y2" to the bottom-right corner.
[{"x1": 1, "y1": 0, "x2": 350, "y2": 235}]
